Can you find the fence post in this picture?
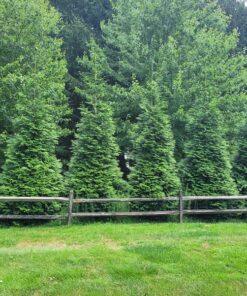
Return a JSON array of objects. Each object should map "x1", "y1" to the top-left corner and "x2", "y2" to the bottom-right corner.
[
  {"x1": 179, "y1": 191, "x2": 183, "y2": 223},
  {"x1": 67, "y1": 190, "x2": 74, "y2": 226}
]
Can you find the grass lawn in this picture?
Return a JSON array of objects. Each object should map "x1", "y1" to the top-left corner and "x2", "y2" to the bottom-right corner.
[{"x1": 0, "y1": 222, "x2": 246, "y2": 296}]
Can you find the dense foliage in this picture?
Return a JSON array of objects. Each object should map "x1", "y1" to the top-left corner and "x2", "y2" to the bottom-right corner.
[
  {"x1": 129, "y1": 81, "x2": 180, "y2": 198},
  {"x1": 0, "y1": 0, "x2": 246, "y2": 216},
  {"x1": 181, "y1": 106, "x2": 238, "y2": 196},
  {"x1": 0, "y1": 0, "x2": 67, "y2": 214},
  {"x1": 49, "y1": 0, "x2": 113, "y2": 167},
  {"x1": 67, "y1": 42, "x2": 123, "y2": 198}
]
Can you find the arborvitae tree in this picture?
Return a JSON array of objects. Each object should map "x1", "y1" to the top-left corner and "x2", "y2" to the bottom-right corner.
[
  {"x1": 182, "y1": 106, "x2": 238, "y2": 197},
  {"x1": 67, "y1": 41, "x2": 124, "y2": 199},
  {"x1": 0, "y1": 0, "x2": 67, "y2": 215},
  {"x1": 67, "y1": 102, "x2": 123, "y2": 198},
  {"x1": 130, "y1": 81, "x2": 181, "y2": 198},
  {"x1": 0, "y1": 98, "x2": 64, "y2": 195},
  {"x1": 0, "y1": 0, "x2": 69, "y2": 171},
  {"x1": 233, "y1": 123, "x2": 247, "y2": 195},
  {"x1": 0, "y1": 79, "x2": 65, "y2": 215}
]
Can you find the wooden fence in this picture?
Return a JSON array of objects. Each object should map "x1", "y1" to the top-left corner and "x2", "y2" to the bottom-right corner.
[{"x1": 0, "y1": 192, "x2": 246, "y2": 225}]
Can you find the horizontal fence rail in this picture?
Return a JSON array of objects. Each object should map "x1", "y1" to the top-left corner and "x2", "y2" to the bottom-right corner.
[
  {"x1": 73, "y1": 197, "x2": 178, "y2": 203},
  {"x1": 0, "y1": 196, "x2": 69, "y2": 202},
  {"x1": 73, "y1": 196, "x2": 247, "y2": 203},
  {"x1": 72, "y1": 211, "x2": 179, "y2": 218},
  {"x1": 0, "y1": 193, "x2": 246, "y2": 224},
  {"x1": 0, "y1": 215, "x2": 65, "y2": 220}
]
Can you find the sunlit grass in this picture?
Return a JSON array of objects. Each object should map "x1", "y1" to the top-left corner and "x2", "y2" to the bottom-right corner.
[{"x1": 0, "y1": 222, "x2": 246, "y2": 295}]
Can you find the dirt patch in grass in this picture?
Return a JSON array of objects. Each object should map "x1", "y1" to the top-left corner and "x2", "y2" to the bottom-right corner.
[
  {"x1": 202, "y1": 242, "x2": 210, "y2": 249},
  {"x1": 101, "y1": 238, "x2": 122, "y2": 251},
  {"x1": 16, "y1": 241, "x2": 81, "y2": 250}
]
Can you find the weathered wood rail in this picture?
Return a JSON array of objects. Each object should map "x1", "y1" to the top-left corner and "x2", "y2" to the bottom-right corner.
[{"x1": 0, "y1": 193, "x2": 246, "y2": 224}]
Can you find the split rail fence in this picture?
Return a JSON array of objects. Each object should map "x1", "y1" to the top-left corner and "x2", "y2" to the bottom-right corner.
[{"x1": 0, "y1": 192, "x2": 246, "y2": 225}]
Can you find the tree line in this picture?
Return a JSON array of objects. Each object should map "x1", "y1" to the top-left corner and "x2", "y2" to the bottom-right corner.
[{"x1": 0, "y1": 0, "x2": 246, "y2": 215}]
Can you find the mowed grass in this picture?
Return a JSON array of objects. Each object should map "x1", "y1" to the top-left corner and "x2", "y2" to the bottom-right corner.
[{"x1": 0, "y1": 222, "x2": 246, "y2": 296}]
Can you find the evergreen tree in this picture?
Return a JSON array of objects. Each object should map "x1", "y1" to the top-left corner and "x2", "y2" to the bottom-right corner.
[
  {"x1": 182, "y1": 106, "x2": 238, "y2": 197},
  {"x1": 67, "y1": 102, "x2": 123, "y2": 198},
  {"x1": 130, "y1": 81, "x2": 181, "y2": 198},
  {"x1": 0, "y1": 74, "x2": 65, "y2": 216},
  {"x1": 233, "y1": 123, "x2": 247, "y2": 194},
  {"x1": 0, "y1": 0, "x2": 69, "y2": 171},
  {"x1": 0, "y1": 0, "x2": 67, "y2": 215},
  {"x1": 67, "y1": 41, "x2": 123, "y2": 198},
  {"x1": 0, "y1": 91, "x2": 64, "y2": 198}
]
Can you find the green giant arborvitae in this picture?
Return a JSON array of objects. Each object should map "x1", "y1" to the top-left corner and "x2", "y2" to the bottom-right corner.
[
  {"x1": 67, "y1": 42, "x2": 123, "y2": 198},
  {"x1": 0, "y1": 0, "x2": 67, "y2": 215},
  {"x1": 0, "y1": 76, "x2": 65, "y2": 215},
  {"x1": 0, "y1": 95, "x2": 64, "y2": 197},
  {"x1": 182, "y1": 106, "x2": 238, "y2": 197},
  {"x1": 130, "y1": 81, "x2": 181, "y2": 198},
  {"x1": 67, "y1": 102, "x2": 123, "y2": 198}
]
